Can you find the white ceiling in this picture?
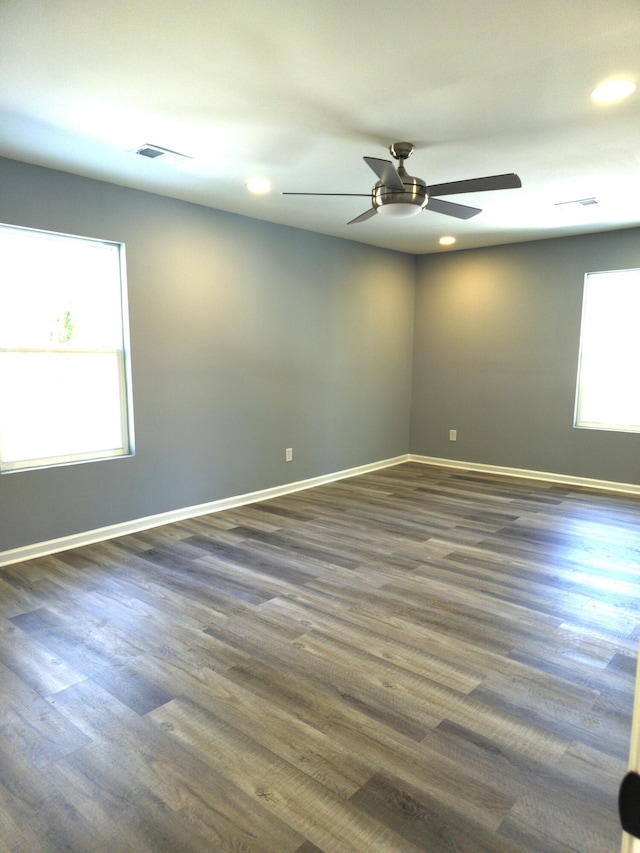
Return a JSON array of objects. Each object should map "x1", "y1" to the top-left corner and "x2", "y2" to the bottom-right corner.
[{"x1": 1, "y1": 0, "x2": 639, "y2": 254}]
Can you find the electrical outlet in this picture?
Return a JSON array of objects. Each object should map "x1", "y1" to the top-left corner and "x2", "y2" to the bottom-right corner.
[
  {"x1": 285, "y1": 447, "x2": 293, "y2": 462},
  {"x1": 449, "y1": 429, "x2": 457, "y2": 441}
]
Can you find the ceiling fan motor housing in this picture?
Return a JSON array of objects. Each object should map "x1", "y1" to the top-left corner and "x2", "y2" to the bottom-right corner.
[{"x1": 373, "y1": 166, "x2": 429, "y2": 217}]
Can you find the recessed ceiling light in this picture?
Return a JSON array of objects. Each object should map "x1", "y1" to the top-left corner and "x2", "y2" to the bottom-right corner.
[
  {"x1": 591, "y1": 79, "x2": 636, "y2": 103},
  {"x1": 439, "y1": 236, "x2": 456, "y2": 246},
  {"x1": 246, "y1": 178, "x2": 272, "y2": 195}
]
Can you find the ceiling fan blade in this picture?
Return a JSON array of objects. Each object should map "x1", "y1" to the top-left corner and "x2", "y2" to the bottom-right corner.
[
  {"x1": 426, "y1": 173, "x2": 522, "y2": 197},
  {"x1": 426, "y1": 198, "x2": 482, "y2": 219},
  {"x1": 363, "y1": 157, "x2": 406, "y2": 191},
  {"x1": 347, "y1": 208, "x2": 378, "y2": 225},
  {"x1": 282, "y1": 192, "x2": 370, "y2": 197}
]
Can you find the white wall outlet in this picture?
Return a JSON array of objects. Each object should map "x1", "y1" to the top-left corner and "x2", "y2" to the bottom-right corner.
[
  {"x1": 285, "y1": 447, "x2": 293, "y2": 462},
  {"x1": 449, "y1": 429, "x2": 457, "y2": 441}
]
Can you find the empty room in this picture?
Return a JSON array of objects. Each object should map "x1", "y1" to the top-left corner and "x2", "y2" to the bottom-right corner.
[{"x1": 1, "y1": 2, "x2": 640, "y2": 851}]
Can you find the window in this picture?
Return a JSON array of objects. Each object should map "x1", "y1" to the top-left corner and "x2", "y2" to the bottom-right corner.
[
  {"x1": 0, "y1": 224, "x2": 135, "y2": 473},
  {"x1": 574, "y1": 268, "x2": 640, "y2": 432}
]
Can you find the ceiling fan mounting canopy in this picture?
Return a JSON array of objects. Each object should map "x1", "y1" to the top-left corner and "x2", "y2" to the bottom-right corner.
[
  {"x1": 388, "y1": 141, "x2": 415, "y2": 161},
  {"x1": 282, "y1": 141, "x2": 522, "y2": 225}
]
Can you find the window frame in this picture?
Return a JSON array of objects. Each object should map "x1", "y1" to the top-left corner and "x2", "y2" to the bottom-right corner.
[
  {"x1": 0, "y1": 223, "x2": 135, "y2": 474},
  {"x1": 573, "y1": 267, "x2": 640, "y2": 434}
]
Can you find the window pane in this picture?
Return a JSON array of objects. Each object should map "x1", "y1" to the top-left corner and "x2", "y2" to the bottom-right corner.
[
  {"x1": 0, "y1": 352, "x2": 127, "y2": 466},
  {"x1": 575, "y1": 269, "x2": 640, "y2": 431},
  {"x1": 0, "y1": 228, "x2": 123, "y2": 350}
]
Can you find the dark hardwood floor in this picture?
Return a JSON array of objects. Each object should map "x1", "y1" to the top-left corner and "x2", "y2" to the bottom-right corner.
[{"x1": 1, "y1": 462, "x2": 638, "y2": 852}]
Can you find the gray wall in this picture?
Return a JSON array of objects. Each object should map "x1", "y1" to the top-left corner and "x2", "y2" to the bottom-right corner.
[
  {"x1": 411, "y1": 229, "x2": 640, "y2": 485},
  {"x1": 0, "y1": 158, "x2": 416, "y2": 552},
  {"x1": 3, "y1": 155, "x2": 639, "y2": 555}
]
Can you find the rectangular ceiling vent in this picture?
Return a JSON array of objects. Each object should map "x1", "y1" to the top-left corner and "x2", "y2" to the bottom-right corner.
[
  {"x1": 137, "y1": 145, "x2": 165, "y2": 159},
  {"x1": 554, "y1": 197, "x2": 598, "y2": 207},
  {"x1": 134, "y1": 144, "x2": 192, "y2": 165}
]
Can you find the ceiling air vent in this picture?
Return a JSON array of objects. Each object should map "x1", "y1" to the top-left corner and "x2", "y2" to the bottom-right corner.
[
  {"x1": 134, "y1": 144, "x2": 192, "y2": 165},
  {"x1": 137, "y1": 145, "x2": 165, "y2": 159},
  {"x1": 554, "y1": 197, "x2": 598, "y2": 208}
]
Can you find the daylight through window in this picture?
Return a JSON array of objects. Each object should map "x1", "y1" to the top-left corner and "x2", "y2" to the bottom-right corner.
[
  {"x1": 0, "y1": 224, "x2": 135, "y2": 473},
  {"x1": 574, "y1": 268, "x2": 640, "y2": 433}
]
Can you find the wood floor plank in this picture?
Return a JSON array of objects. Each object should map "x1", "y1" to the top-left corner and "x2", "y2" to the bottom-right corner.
[
  {"x1": 224, "y1": 658, "x2": 518, "y2": 832},
  {"x1": 349, "y1": 770, "x2": 523, "y2": 853},
  {"x1": 150, "y1": 696, "x2": 429, "y2": 853},
  {"x1": 260, "y1": 595, "x2": 482, "y2": 693},
  {"x1": 0, "y1": 616, "x2": 86, "y2": 696},
  {"x1": 49, "y1": 681, "x2": 304, "y2": 853},
  {"x1": 0, "y1": 738, "x2": 101, "y2": 853},
  {"x1": 0, "y1": 659, "x2": 91, "y2": 769},
  {"x1": 163, "y1": 662, "x2": 373, "y2": 796},
  {"x1": 0, "y1": 461, "x2": 637, "y2": 851},
  {"x1": 56, "y1": 740, "x2": 219, "y2": 853}
]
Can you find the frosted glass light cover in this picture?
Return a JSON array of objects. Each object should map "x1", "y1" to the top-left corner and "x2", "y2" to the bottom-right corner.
[{"x1": 376, "y1": 203, "x2": 422, "y2": 218}]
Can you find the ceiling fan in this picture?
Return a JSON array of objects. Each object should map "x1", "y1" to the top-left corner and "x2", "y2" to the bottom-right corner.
[{"x1": 283, "y1": 142, "x2": 522, "y2": 224}]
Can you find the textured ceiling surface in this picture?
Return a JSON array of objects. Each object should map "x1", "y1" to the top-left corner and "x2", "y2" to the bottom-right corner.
[{"x1": 1, "y1": 0, "x2": 639, "y2": 253}]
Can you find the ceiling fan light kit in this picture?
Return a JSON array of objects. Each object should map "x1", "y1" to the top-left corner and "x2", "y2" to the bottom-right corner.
[
  {"x1": 284, "y1": 142, "x2": 522, "y2": 226},
  {"x1": 377, "y1": 203, "x2": 423, "y2": 218}
]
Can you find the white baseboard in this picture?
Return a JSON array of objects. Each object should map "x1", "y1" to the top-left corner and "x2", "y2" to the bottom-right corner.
[
  {"x1": 3, "y1": 453, "x2": 638, "y2": 568},
  {"x1": 0, "y1": 455, "x2": 409, "y2": 568},
  {"x1": 409, "y1": 454, "x2": 640, "y2": 496}
]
